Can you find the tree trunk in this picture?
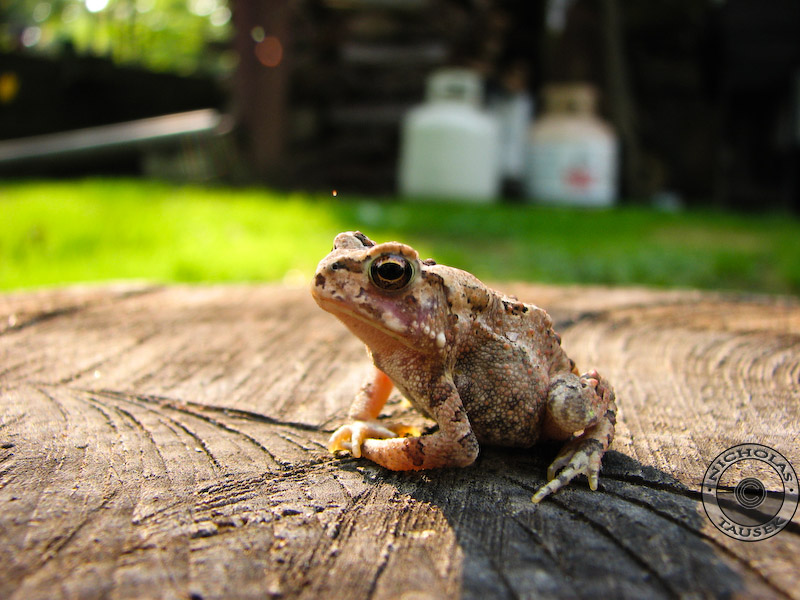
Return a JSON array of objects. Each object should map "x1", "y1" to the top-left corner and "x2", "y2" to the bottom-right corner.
[
  {"x1": 231, "y1": 0, "x2": 291, "y2": 180},
  {"x1": 1, "y1": 283, "x2": 798, "y2": 599}
]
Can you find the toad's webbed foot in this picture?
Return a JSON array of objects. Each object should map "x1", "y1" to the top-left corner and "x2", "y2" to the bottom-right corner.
[
  {"x1": 328, "y1": 420, "x2": 398, "y2": 458},
  {"x1": 531, "y1": 436, "x2": 605, "y2": 503}
]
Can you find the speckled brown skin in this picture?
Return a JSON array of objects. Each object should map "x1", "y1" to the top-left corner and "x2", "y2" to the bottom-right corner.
[{"x1": 311, "y1": 232, "x2": 617, "y2": 502}]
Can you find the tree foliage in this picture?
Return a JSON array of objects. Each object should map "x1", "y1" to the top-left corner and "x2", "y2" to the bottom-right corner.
[{"x1": 1, "y1": 0, "x2": 234, "y2": 75}]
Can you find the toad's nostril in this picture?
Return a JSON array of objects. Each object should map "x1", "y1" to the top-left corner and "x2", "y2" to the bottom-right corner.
[{"x1": 315, "y1": 273, "x2": 326, "y2": 288}]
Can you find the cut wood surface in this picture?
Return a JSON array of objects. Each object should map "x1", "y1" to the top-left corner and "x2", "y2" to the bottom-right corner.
[{"x1": 1, "y1": 282, "x2": 798, "y2": 599}]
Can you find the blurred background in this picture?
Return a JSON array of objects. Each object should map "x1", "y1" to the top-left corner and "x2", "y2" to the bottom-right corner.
[
  {"x1": 3, "y1": 0, "x2": 800, "y2": 208},
  {"x1": 1, "y1": 0, "x2": 800, "y2": 293}
]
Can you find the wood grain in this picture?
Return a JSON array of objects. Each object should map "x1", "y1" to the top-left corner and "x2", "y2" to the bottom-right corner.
[{"x1": 1, "y1": 283, "x2": 798, "y2": 599}]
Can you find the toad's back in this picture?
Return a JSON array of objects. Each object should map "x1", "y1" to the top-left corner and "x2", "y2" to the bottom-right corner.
[{"x1": 441, "y1": 280, "x2": 572, "y2": 447}]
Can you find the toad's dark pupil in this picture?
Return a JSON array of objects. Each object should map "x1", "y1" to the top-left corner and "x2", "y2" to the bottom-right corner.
[
  {"x1": 370, "y1": 255, "x2": 412, "y2": 290},
  {"x1": 378, "y1": 261, "x2": 404, "y2": 280}
]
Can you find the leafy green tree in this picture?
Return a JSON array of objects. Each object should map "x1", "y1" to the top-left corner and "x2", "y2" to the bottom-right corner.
[{"x1": 1, "y1": 0, "x2": 234, "y2": 75}]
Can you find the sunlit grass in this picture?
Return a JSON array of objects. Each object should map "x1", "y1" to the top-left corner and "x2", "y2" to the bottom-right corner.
[{"x1": 2, "y1": 178, "x2": 799, "y2": 295}]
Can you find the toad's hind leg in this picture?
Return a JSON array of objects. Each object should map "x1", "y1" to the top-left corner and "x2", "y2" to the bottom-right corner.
[{"x1": 532, "y1": 369, "x2": 617, "y2": 503}]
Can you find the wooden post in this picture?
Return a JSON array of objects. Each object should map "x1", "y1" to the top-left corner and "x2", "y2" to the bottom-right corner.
[
  {"x1": 601, "y1": 0, "x2": 643, "y2": 199},
  {"x1": 231, "y1": 0, "x2": 291, "y2": 180}
]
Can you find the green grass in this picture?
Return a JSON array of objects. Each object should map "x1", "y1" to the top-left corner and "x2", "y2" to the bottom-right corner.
[{"x1": 2, "y1": 178, "x2": 800, "y2": 295}]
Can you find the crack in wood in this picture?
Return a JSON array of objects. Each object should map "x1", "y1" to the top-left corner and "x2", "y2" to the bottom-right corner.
[
  {"x1": 91, "y1": 388, "x2": 323, "y2": 433},
  {"x1": 39, "y1": 487, "x2": 122, "y2": 565},
  {"x1": 496, "y1": 467, "x2": 789, "y2": 598},
  {"x1": 601, "y1": 472, "x2": 700, "y2": 501},
  {"x1": 0, "y1": 286, "x2": 162, "y2": 337},
  {"x1": 543, "y1": 493, "x2": 681, "y2": 598},
  {"x1": 97, "y1": 389, "x2": 284, "y2": 471},
  {"x1": 602, "y1": 485, "x2": 796, "y2": 600}
]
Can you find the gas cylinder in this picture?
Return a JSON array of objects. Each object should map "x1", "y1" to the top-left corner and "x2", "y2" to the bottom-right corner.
[
  {"x1": 398, "y1": 69, "x2": 500, "y2": 202},
  {"x1": 525, "y1": 84, "x2": 618, "y2": 206}
]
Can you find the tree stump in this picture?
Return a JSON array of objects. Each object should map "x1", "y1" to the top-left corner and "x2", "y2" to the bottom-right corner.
[{"x1": 1, "y1": 283, "x2": 798, "y2": 599}]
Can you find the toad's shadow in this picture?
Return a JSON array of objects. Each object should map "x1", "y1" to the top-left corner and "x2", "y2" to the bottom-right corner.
[{"x1": 351, "y1": 446, "x2": 745, "y2": 599}]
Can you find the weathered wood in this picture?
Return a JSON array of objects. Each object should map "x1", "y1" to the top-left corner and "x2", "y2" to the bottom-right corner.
[{"x1": 1, "y1": 282, "x2": 798, "y2": 599}]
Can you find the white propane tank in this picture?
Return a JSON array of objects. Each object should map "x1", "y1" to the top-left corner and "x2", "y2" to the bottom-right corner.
[
  {"x1": 398, "y1": 69, "x2": 500, "y2": 202},
  {"x1": 525, "y1": 84, "x2": 618, "y2": 206}
]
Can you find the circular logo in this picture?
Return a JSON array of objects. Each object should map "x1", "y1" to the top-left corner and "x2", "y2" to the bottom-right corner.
[{"x1": 702, "y1": 443, "x2": 798, "y2": 541}]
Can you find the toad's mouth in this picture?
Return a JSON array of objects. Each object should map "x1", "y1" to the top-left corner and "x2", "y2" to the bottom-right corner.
[{"x1": 313, "y1": 293, "x2": 421, "y2": 352}]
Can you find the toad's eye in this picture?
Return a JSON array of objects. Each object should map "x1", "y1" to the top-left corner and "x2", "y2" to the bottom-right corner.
[{"x1": 369, "y1": 254, "x2": 414, "y2": 291}]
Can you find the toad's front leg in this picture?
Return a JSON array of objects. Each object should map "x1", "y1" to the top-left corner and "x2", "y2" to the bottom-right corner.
[
  {"x1": 532, "y1": 369, "x2": 617, "y2": 503},
  {"x1": 329, "y1": 368, "x2": 400, "y2": 457},
  {"x1": 332, "y1": 371, "x2": 479, "y2": 470}
]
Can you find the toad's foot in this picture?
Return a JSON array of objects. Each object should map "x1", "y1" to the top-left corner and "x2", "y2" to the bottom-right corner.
[
  {"x1": 583, "y1": 369, "x2": 614, "y2": 409},
  {"x1": 535, "y1": 368, "x2": 617, "y2": 503},
  {"x1": 531, "y1": 437, "x2": 605, "y2": 503},
  {"x1": 328, "y1": 421, "x2": 419, "y2": 459}
]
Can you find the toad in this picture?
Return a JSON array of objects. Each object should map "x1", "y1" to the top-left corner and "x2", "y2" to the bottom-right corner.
[{"x1": 311, "y1": 231, "x2": 617, "y2": 502}]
